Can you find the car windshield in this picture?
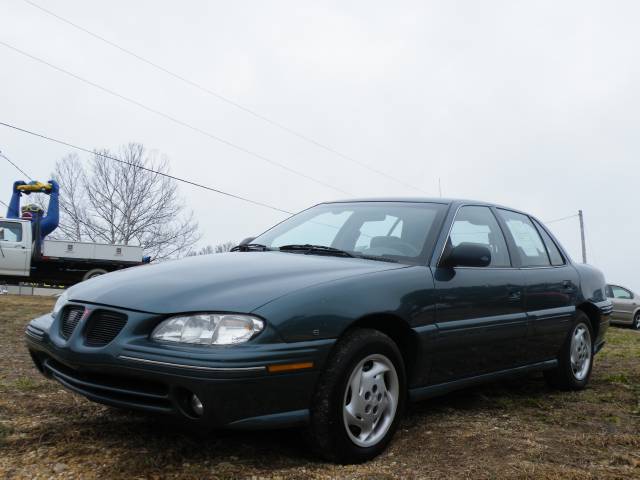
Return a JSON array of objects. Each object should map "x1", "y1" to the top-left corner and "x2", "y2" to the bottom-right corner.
[{"x1": 252, "y1": 202, "x2": 446, "y2": 263}]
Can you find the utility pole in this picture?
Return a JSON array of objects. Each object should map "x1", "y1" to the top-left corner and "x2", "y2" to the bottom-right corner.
[
  {"x1": 438, "y1": 178, "x2": 442, "y2": 197},
  {"x1": 578, "y1": 210, "x2": 587, "y2": 264}
]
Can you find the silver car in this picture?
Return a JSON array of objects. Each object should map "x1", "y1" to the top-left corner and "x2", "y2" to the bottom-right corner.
[{"x1": 606, "y1": 284, "x2": 640, "y2": 329}]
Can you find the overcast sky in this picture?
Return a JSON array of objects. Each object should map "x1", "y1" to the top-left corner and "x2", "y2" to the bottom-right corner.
[{"x1": 1, "y1": 0, "x2": 638, "y2": 291}]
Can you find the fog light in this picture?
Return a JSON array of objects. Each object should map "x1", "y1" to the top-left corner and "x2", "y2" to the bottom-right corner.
[{"x1": 190, "y1": 394, "x2": 204, "y2": 417}]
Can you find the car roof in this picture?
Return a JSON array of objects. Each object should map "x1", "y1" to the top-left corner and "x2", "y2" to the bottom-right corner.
[
  {"x1": 320, "y1": 198, "x2": 550, "y2": 225},
  {"x1": 323, "y1": 197, "x2": 507, "y2": 209}
]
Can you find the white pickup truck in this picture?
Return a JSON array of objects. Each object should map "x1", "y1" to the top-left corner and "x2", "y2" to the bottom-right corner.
[{"x1": 0, "y1": 217, "x2": 145, "y2": 286}]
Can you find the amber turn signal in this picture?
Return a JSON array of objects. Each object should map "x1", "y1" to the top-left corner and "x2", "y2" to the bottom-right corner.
[{"x1": 267, "y1": 362, "x2": 314, "y2": 373}]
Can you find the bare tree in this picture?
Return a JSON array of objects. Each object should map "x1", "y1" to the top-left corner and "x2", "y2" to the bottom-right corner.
[
  {"x1": 187, "y1": 241, "x2": 235, "y2": 256},
  {"x1": 214, "y1": 241, "x2": 236, "y2": 253},
  {"x1": 53, "y1": 144, "x2": 199, "y2": 260},
  {"x1": 53, "y1": 153, "x2": 89, "y2": 241}
]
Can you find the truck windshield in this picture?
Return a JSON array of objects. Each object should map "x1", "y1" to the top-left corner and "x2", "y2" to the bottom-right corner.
[{"x1": 253, "y1": 202, "x2": 446, "y2": 263}]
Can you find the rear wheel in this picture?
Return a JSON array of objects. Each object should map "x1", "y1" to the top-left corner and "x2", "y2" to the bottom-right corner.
[
  {"x1": 544, "y1": 311, "x2": 593, "y2": 390},
  {"x1": 632, "y1": 312, "x2": 640, "y2": 330},
  {"x1": 82, "y1": 268, "x2": 108, "y2": 281},
  {"x1": 307, "y1": 328, "x2": 405, "y2": 463}
]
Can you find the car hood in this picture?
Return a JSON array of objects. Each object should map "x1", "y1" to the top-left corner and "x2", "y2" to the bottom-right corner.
[{"x1": 68, "y1": 251, "x2": 409, "y2": 314}]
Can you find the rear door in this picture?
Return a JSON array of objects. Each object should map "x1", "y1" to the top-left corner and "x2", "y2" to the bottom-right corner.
[
  {"x1": 430, "y1": 205, "x2": 528, "y2": 383},
  {"x1": 496, "y1": 210, "x2": 578, "y2": 363},
  {"x1": 0, "y1": 220, "x2": 29, "y2": 276}
]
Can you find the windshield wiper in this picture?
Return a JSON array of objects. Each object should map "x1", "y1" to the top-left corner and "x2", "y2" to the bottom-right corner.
[
  {"x1": 356, "y1": 254, "x2": 399, "y2": 263},
  {"x1": 279, "y1": 244, "x2": 354, "y2": 258},
  {"x1": 230, "y1": 243, "x2": 272, "y2": 252}
]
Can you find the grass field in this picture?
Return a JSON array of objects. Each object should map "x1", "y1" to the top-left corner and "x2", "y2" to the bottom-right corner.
[{"x1": 0, "y1": 295, "x2": 638, "y2": 479}]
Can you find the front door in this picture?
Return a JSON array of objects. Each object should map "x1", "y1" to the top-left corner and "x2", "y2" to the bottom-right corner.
[
  {"x1": 431, "y1": 205, "x2": 527, "y2": 384},
  {"x1": 0, "y1": 220, "x2": 29, "y2": 276}
]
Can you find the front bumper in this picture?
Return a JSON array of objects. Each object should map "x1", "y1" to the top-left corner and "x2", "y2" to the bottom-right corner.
[{"x1": 25, "y1": 311, "x2": 335, "y2": 429}]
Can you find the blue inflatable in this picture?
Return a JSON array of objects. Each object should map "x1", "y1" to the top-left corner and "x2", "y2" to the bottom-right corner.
[{"x1": 6, "y1": 179, "x2": 60, "y2": 241}]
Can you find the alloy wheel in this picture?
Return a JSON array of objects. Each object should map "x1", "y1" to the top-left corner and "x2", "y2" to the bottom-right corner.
[
  {"x1": 570, "y1": 324, "x2": 592, "y2": 381},
  {"x1": 342, "y1": 354, "x2": 399, "y2": 448}
]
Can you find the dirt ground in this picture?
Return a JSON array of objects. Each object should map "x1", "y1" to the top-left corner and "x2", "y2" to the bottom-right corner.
[{"x1": 0, "y1": 295, "x2": 638, "y2": 479}]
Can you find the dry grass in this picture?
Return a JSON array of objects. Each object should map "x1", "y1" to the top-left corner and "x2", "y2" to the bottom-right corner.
[{"x1": 0, "y1": 294, "x2": 638, "y2": 479}]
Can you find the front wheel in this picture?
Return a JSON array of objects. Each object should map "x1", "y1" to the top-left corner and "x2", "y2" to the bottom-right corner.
[
  {"x1": 307, "y1": 328, "x2": 406, "y2": 463},
  {"x1": 544, "y1": 311, "x2": 594, "y2": 390}
]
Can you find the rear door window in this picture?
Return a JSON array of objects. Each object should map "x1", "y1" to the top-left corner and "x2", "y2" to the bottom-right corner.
[
  {"x1": 532, "y1": 219, "x2": 565, "y2": 266},
  {"x1": 497, "y1": 210, "x2": 550, "y2": 267}
]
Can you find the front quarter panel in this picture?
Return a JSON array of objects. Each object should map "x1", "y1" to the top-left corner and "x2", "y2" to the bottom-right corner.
[{"x1": 254, "y1": 265, "x2": 436, "y2": 341}]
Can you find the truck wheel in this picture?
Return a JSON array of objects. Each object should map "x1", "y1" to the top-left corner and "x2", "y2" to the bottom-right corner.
[
  {"x1": 307, "y1": 328, "x2": 406, "y2": 464},
  {"x1": 544, "y1": 311, "x2": 594, "y2": 390},
  {"x1": 83, "y1": 269, "x2": 108, "y2": 281}
]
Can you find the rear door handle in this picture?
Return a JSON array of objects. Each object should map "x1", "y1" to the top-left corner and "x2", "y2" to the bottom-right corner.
[{"x1": 562, "y1": 280, "x2": 575, "y2": 291}]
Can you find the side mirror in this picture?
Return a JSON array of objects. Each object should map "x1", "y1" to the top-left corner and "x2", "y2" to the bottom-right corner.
[
  {"x1": 239, "y1": 237, "x2": 256, "y2": 246},
  {"x1": 443, "y1": 243, "x2": 491, "y2": 267}
]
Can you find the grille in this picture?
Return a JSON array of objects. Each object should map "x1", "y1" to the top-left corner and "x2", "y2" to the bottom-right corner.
[
  {"x1": 85, "y1": 310, "x2": 128, "y2": 346},
  {"x1": 60, "y1": 306, "x2": 85, "y2": 339}
]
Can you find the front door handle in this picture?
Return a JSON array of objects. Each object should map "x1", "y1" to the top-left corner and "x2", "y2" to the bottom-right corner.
[
  {"x1": 562, "y1": 281, "x2": 575, "y2": 291},
  {"x1": 507, "y1": 289, "x2": 522, "y2": 302}
]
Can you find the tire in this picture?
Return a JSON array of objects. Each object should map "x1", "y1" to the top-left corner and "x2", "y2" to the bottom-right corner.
[
  {"x1": 544, "y1": 311, "x2": 594, "y2": 390},
  {"x1": 82, "y1": 268, "x2": 108, "y2": 281},
  {"x1": 632, "y1": 312, "x2": 640, "y2": 330},
  {"x1": 307, "y1": 328, "x2": 406, "y2": 464}
]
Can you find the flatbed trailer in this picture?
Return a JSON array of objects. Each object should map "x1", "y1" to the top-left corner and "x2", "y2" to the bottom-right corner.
[{"x1": 0, "y1": 218, "x2": 144, "y2": 286}]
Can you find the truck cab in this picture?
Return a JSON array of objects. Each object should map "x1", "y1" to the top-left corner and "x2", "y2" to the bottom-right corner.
[
  {"x1": 2, "y1": 180, "x2": 147, "y2": 286},
  {"x1": 0, "y1": 218, "x2": 32, "y2": 277}
]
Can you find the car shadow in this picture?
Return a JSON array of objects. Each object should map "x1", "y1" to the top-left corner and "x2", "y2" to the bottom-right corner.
[
  {"x1": 44, "y1": 375, "x2": 550, "y2": 466},
  {"x1": 19, "y1": 372, "x2": 560, "y2": 472},
  {"x1": 406, "y1": 372, "x2": 551, "y2": 418},
  {"x1": 48, "y1": 407, "x2": 321, "y2": 468}
]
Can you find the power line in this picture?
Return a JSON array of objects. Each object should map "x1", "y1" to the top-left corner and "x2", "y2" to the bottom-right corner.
[
  {"x1": 21, "y1": 0, "x2": 427, "y2": 194},
  {"x1": 0, "y1": 40, "x2": 350, "y2": 196},
  {"x1": 0, "y1": 198, "x2": 8, "y2": 208},
  {"x1": 0, "y1": 121, "x2": 295, "y2": 216},
  {"x1": 544, "y1": 213, "x2": 579, "y2": 224},
  {"x1": 0, "y1": 151, "x2": 33, "y2": 180}
]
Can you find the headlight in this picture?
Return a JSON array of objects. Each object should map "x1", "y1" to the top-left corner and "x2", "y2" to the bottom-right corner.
[
  {"x1": 151, "y1": 314, "x2": 264, "y2": 345},
  {"x1": 52, "y1": 290, "x2": 69, "y2": 318}
]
